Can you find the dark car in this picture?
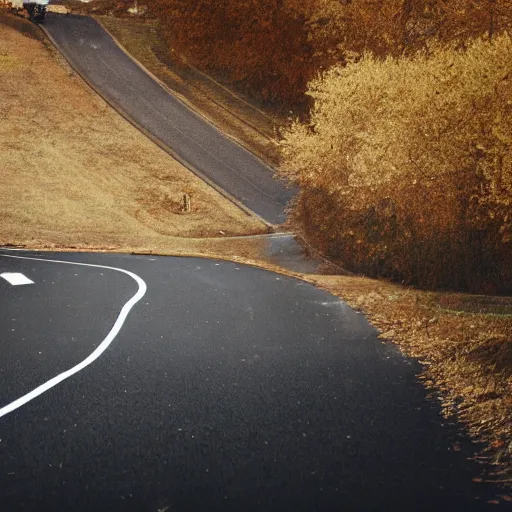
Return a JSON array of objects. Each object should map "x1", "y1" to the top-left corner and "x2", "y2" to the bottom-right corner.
[{"x1": 24, "y1": 1, "x2": 47, "y2": 23}]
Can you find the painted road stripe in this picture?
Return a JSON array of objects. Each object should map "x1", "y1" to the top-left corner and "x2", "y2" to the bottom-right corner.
[
  {"x1": 1, "y1": 272, "x2": 34, "y2": 286},
  {"x1": 0, "y1": 253, "x2": 147, "y2": 419}
]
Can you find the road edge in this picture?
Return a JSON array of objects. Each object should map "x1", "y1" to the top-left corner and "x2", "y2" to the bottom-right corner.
[
  {"x1": 38, "y1": 19, "x2": 275, "y2": 231},
  {"x1": 95, "y1": 17, "x2": 281, "y2": 167}
]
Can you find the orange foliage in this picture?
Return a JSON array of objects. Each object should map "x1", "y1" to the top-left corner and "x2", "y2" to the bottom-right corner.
[
  {"x1": 149, "y1": 0, "x2": 314, "y2": 107},
  {"x1": 149, "y1": 1, "x2": 512, "y2": 107}
]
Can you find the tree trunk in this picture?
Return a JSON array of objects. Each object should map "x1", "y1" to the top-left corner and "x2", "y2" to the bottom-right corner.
[
  {"x1": 489, "y1": 0, "x2": 496, "y2": 40},
  {"x1": 401, "y1": 0, "x2": 414, "y2": 50}
]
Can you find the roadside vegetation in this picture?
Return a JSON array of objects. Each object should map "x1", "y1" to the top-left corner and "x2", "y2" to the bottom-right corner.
[
  {"x1": 283, "y1": 36, "x2": 512, "y2": 294},
  {"x1": 146, "y1": 0, "x2": 512, "y2": 294},
  {"x1": 148, "y1": 1, "x2": 512, "y2": 110}
]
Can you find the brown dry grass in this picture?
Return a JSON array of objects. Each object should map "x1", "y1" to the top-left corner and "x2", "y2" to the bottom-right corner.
[{"x1": 0, "y1": 19, "x2": 265, "y2": 251}]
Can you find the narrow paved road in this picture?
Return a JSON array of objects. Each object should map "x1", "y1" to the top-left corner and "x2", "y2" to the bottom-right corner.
[
  {"x1": 0, "y1": 250, "x2": 500, "y2": 511},
  {"x1": 42, "y1": 14, "x2": 293, "y2": 225}
]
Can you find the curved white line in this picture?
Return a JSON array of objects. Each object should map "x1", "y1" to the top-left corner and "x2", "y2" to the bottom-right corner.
[{"x1": 0, "y1": 253, "x2": 147, "y2": 418}]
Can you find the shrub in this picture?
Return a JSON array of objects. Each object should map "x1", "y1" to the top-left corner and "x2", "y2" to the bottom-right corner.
[{"x1": 282, "y1": 35, "x2": 512, "y2": 293}]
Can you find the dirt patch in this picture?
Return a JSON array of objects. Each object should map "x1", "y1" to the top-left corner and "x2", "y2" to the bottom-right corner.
[{"x1": 0, "y1": 20, "x2": 265, "y2": 250}]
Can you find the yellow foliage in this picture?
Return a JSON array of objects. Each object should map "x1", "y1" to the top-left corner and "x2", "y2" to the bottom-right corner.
[{"x1": 282, "y1": 34, "x2": 512, "y2": 293}]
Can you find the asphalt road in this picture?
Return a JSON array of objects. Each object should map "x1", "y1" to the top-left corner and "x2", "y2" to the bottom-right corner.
[
  {"x1": 42, "y1": 14, "x2": 293, "y2": 225},
  {"x1": 0, "y1": 250, "x2": 501, "y2": 511}
]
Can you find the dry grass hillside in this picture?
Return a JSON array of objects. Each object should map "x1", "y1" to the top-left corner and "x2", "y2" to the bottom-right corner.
[{"x1": 0, "y1": 18, "x2": 265, "y2": 251}]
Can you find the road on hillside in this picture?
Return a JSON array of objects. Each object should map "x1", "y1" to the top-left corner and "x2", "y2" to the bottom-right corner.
[
  {"x1": 0, "y1": 250, "x2": 500, "y2": 511},
  {"x1": 42, "y1": 14, "x2": 293, "y2": 225}
]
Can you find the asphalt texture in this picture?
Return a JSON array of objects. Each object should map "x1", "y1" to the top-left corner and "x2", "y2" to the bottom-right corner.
[
  {"x1": 0, "y1": 250, "x2": 503, "y2": 511},
  {"x1": 42, "y1": 13, "x2": 293, "y2": 225}
]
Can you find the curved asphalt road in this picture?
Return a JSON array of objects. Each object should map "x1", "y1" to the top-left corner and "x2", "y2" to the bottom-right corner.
[
  {"x1": 0, "y1": 250, "x2": 501, "y2": 511},
  {"x1": 42, "y1": 13, "x2": 293, "y2": 225}
]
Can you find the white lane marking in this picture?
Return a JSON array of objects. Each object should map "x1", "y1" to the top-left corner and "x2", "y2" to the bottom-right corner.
[
  {"x1": 1, "y1": 273, "x2": 34, "y2": 286},
  {"x1": 0, "y1": 253, "x2": 147, "y2": 419}
]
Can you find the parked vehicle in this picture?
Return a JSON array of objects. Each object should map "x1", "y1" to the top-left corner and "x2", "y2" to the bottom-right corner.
[{"x1": 10, "y1": 0, "x2": 49, "y2": 23}]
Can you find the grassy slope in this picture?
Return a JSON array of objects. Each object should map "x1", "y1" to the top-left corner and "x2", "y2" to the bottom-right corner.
[{"x1": 0, "y1": 19, "x2": 266, "y2": 252}]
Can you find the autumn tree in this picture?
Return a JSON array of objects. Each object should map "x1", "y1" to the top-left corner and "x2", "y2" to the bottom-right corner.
[
  {"x1": 148, "y1": 1, "x2": 512, "y2": 107},
  {"x1": 281, "y1": 34, "x2": 512, "y2": 292},
  {"x1": 149, "y1": 0, "x2": 315, "y2": 107}
]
